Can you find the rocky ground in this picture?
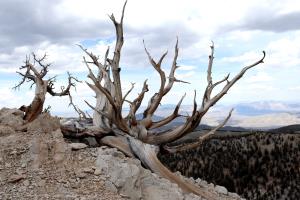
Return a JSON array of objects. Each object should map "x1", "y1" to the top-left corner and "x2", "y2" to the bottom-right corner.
[
  {"x1": 0, "y1": 107, "x2": 243, "y2": 200},
  {"x1": 0, "y1": 108, "x2": 123, "y2": 200}
]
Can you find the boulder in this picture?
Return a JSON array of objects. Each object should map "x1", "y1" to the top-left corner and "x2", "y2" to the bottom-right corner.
[
  {"x1": 140, "y1": 173, "x2": 185, "y2": 200},
  {"x1": 96, "y1": 148, "x2": 143, "y2": 199},
  {"x1": 95, "y1": 147, "x2": 243, "y2": 200},
  {"x1": 69, "y1": 143, "x2": 88, "y2": 150},
  {"x1": 215, "y1": 185, "x2": 228, "y2": 195},
  {"x1": 95, "y1": 148, "x2": 201, "y2": 200},
  {"x1": 0, "y1": 107, "x2": 24, "y2": 128},
  {"x1": 82, "y1": 137, "x2": 99, "y2": 147},
  {"x1": 30, "y1": 129, "x2": 70, "y2": 169}
]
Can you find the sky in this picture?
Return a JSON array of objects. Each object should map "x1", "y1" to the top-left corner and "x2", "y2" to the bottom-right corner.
[{"x1": 0, "y1": 0, "x2": 300, "y2": 116}]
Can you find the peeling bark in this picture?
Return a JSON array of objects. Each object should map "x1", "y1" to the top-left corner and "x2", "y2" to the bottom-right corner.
[
  {"x1": 93, "y1": 77, "x2": 115, "y2": 128},
  {"x1": 23, "y1": 79, "x2": 48, "y2": 122}
]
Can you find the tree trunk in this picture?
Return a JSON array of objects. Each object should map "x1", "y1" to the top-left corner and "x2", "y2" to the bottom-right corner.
[
  {"x1": 23, "y1": 79, "x2": 48, "y2": 122},
  {"x1": 93, "y1": 76, "x2": 115, "y2": 128}
]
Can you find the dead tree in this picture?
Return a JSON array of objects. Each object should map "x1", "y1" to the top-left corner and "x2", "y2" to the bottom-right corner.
[
  {"x1": 63, "y1": 1, "x2": 265, "y2": 198},
  {"x1": 14, "y1": 53, "x2": 79, "y2": 122}
]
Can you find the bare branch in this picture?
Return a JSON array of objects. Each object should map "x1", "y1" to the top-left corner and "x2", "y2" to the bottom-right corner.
[
  {"x1": 203, "y1": 51, "x2": 266, "y2": 112},
  {"x1": 163, "y1": 38, "x2": 188, "y2": 95},
  {"x1": 142, "y1": 39, "x2": 189, "y2": 127},
  {"x1": 103, "y1": 46, "x2": 110, "y2": 70},
  {"x1": 32, "y1": 53, "x2": 50, "y2": 78},
  {"x1": 13, "y1": 54, "x2": 49, "y2": 90},
  {"x1": 144, "y1": 91, "x2": 197, "y2": 143},
  {"x1": 143, "y1": 40, "x2": 167, "y2": 94},
  {"x1": 150, "y1": 93, "x2": 186, "y2": 129},
  {"x1": 143, "y1": 123, "x2": 190, "y2": 144},
  {"x1": 17, "y1": 71, "x2": 35, "y2": 82},
  {"x1": 68, "y1": 93, "x2": 87, "y2": 119},
  {"x1": 141, "y1": 41, "x2": 167, "y2": 122},
  {"x1": 84, "y1": 100, "x2": 112, "y2": 121},
  {"x1": 201, "y1": 73, "x2": 230, "y2": 108},
  {"x1": 24, "y1": 57, "x2": 42, "y2": 79},
  {"x1": 120, "y1": 0, "x2": 128, "y2": 24},
  {"x1": 212, "y1": 73, "x2": 230, "y2": 89},
  {"x1": 78, "y1": 44, "x2": 105, "y2": 73},
  {"x1": 207, "y1": 41, "x2": 214, "y2": 86},
  {"x1": 47, "y1": 72, "x2": 80, "y2": 96},
  {"x1": 127, "y1": 79, "x2": 149, "y2": 120},
  {"x1": 108, "y1": 0, "x2": 128, "y2": 106},
  {"x1": 164, "y1": 109, "x2": 233, "y2": 153},
  {"x1": 78, "y1": 44, "x2": 111, "y2": 88},
  {"x1": 13, "y1": 68, "x2": 35, "y2": 90},
  {"x1": 84, "y1": 56, "x2": 117, "y2": 111},
  {"x1": 122, "y1": 82, "x2": 135, "y2": 104},
  {"x1": 86, "y1": 111, "x2": 92, "y2": 119}
]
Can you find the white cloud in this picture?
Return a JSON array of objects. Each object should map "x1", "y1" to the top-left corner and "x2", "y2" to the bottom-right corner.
[
  {"x1": 288, "y1": 86, "x2": 300, "y2": 91},
  {"x1": 0, "y1": 86, "x2": 33, "y2": 108},
  {"x1": 176, "y1": 71, "x2": 196, "y2": 79},
  {"x1": 265, "y1": 36, "x2": 300, "y2": 68},
  {"x1": 1, "y1": 0, "x2": 300, "y2": 116},
  {"x1": 177, "y1": 65, "x2": 197, "y2": 71},
  {"x1": 220, "y1": 51, "x2": 263, "y2": 66},
  {"x1": 245, "y1": 72, "x2": 273, "y2": 83}
]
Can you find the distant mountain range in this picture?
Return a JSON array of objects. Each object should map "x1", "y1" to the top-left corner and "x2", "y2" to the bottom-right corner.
[
  {"x1": 132, "y1": 101, "x2": 300, "y2": 129},
  {"x1": 227, "y1": 101, "x2": 300, "y2": 116},
  {"x1": 271, "y1": 124, "x2": 300, "y2": 133},
  {"x1": 55, "y1": 101, "x2": 300, "y2": 129}
]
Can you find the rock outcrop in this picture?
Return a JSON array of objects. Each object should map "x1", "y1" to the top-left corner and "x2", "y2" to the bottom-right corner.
[
  {"x1": 0, "y1": 107, "x2": 24, "y2": 129},
  {"x1": 95, "y1": 147, "x2": 243, "y2": 200}
]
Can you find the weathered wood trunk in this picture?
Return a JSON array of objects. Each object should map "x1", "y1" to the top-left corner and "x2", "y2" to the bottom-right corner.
[
  {"x1": 93, "y1": 76, "x2": 115, "y2": 128},
  {"x1": 23, "y1": 79, "x2": 48, "y2": 122}
]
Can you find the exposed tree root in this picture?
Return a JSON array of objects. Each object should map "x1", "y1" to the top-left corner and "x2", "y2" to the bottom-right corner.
[{"x1": 128, "y1": 137, "x2": 219, "y2": 199}]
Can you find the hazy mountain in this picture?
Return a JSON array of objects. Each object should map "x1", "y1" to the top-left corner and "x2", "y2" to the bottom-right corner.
[
  {"x1": 135, "y1": 113, "x2": 164, "y2": 121},
  {"x1": 146, "y1": 101, "x2": 300, "y2": 129},
  {"x1": 272, "y1": 124, "x2": 300, "y2": 133},
  {"x1": 231, "y1": 101, "x2": 300, "y2": 116},
  {"x1": 54, "y1": 101, "x2": 300, "y2": 129}
]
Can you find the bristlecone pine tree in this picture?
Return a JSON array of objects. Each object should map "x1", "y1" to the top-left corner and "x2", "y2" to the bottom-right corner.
[
  {"x1": 14, "y1": 53, "x2": 79, "y2": 122},
  {"x1": 52, "y1": 1, "x2": 264, "y2": 199},
  {"x1": 66, "y1": 2, "x2": 266, "y2": 198}
]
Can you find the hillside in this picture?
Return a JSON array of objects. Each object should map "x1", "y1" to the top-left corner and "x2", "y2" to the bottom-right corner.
[
  {"x1": 271, "y1": 124, "x2": 300, "y2": 134},
  {"x1": 159, "y1": 131, "x2": 300, "y2": 200}
]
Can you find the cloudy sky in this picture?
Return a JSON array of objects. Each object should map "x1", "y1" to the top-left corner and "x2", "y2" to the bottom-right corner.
[{"x1": 0, "y1": 0, "x2": 300, "y2": 116}]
